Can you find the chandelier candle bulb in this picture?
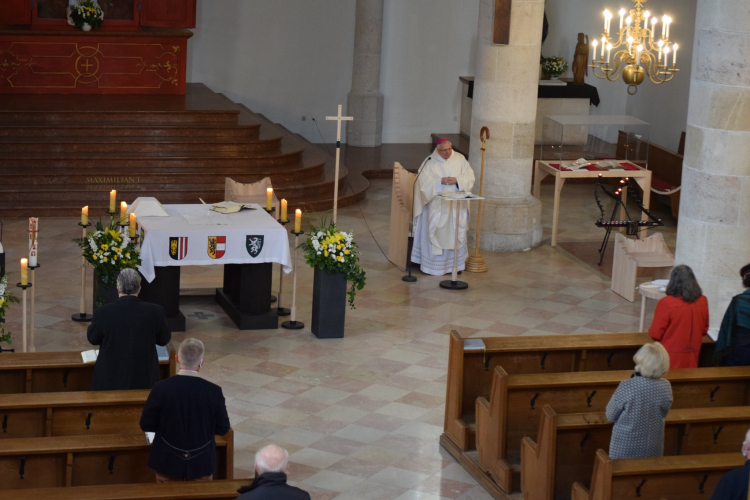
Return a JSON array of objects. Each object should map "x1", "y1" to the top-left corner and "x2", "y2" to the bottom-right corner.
[
  {"x1": 592, "y1": 39, "x2": 598, "y2": 62},
  {"x1": 626, "y1": 17, "x2": 631, "y2": 37},
  {"x1": 266, "y1": 188, "x2": 273, "y2": 211},
  {"x1": 20, "y1": 258, "x2": 28, "y2": 286},
  {"x1": 109, "y1": 190, "x2": 116, "y2": 212},
  {"x1": 607, "y1": 44, "x2": 612, "y2": 64},
  {"x1": 672, "y1": 44, "x2": 678, "y2": 66},
  {"x1": 129, "y1": 213, "x2": 136, "y2": 237},
  {"x1": 120, "y1": 201, "x2": 127, "y2": 225},
  {"x1": 294, "y1": 209, "x2": 301, "y2": 233},
  {"x1": 81, "y1": 206, "x2": 88, "y2": 225},
  {"x1": 666, "y1": 17, "x2": 670, "y2": 39},
  {"x1": 281, "y1": 199, "x2": 288, "y2": 222},
  {"x1": 662, "y1": 15, "x2": 667, "y2": 37},
  {"x1": 619, "y1": 8, "x2": 625, "y2": 29},
  {"x1": 636, "y1": 45, "x2": 643, "y2": 66},
  {"x1": 604, "y1": 9, "x2": 612, "y2": 32}
]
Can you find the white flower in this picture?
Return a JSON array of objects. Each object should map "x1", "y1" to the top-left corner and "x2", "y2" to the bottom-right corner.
[{"x1": 317, "y1": 251, "x2": 321, "y2": 255}]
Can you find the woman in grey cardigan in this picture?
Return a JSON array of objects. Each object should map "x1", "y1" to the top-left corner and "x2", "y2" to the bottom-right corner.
[{"x1": 606, "y1": 342, "x2": 673, "y2": 459}]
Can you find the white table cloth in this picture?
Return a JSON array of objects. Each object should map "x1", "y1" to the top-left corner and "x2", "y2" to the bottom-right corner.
[{"x1": 137, "y1": 204, "x2": 292, "y2": 283}]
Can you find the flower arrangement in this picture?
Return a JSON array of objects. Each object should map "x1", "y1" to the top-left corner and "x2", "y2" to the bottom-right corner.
[
  {"x1": 302, "y1": 219, "x2": 366, "y2": 308},
  {"x1": 542, "y1": 56, "x2": 569, "y2": 78},
  {"x1": 69, "y1": 0, "x2": 104, "y2": 31},
  {"x1": 74, "y1": 217, "x2": 141, "y2": 306},
  {"x1": 0, "y1": 274, "x2": 18, "y2": 345}
]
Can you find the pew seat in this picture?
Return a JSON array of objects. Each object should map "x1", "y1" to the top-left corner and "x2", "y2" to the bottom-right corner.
[
  {"x1": 0, "y1": 431, "x2": 233, "y2": 489},
  {"x1": 0, "y1": 390, "x2": 150, "y2": 438},
  {"x1": 571, "y1": 449, "x2": 742, "y2": 500},
  {"x1": 521, "y1": 405, "x2": 750, "y2": 500},
  {"x1": 8, "y1": 479, "x2": 251, "y2": 499},
  {"x1": 0, "y1": 350, "x2": 176, "y2": 394}
]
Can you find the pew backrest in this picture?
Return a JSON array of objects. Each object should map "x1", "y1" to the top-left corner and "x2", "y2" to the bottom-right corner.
[{"x1": 7, "y1": 479, "x2": 251, "y2": 499}]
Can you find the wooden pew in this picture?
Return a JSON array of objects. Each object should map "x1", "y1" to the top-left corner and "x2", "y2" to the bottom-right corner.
[
  {"x1": 571, "y1": 449, "x2": 743, "y2": 500},
  {"x1": 521, "y1": 405, "x2": 750, "y2": 500},
  {"x1": 443, "y1": 331, "x2": 715, "y2": 451},
  {"x1": 0, "y1": 390, "x2": 150, "y2": 438},
  {"x1": 9, "y1": 479, "x2": 252, "y2": 499},
  {"x1": 0, "y1": 431, "x2": 233, "y2": 489},
  {"x1": 0, "y1": 349, "x2": 176, "y2": 394},
  {"x1": 475, "y1": 366, "x2": 750, "y2": 493}
]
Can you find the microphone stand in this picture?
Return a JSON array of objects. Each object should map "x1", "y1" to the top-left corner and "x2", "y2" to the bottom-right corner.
[{"x1": 403, "y1": 156, "x2": 431, "y2": 283}]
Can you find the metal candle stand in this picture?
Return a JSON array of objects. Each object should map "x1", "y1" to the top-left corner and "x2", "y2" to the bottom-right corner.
[
  {"x1": 275, "y1": 219, "x2": 291, "y2": 316},
  {"x1": 465, "y1": 127, "x2": 490, "y2": 273},
  {"x1": 281, "y1": 230, "x2": 304, "y2": 330},
  {"x1": 72, "y1": 222, "x2": 94, "y2": 322},
  {"x1": 264, "y1": 207, "x2": 278, "y2": 302},
  {"x1": 16, "y1": 282, "x2": 32, "y2": 352},
  {"x1": 27, "y1": 263, "x2": 39, "y2": 352}
]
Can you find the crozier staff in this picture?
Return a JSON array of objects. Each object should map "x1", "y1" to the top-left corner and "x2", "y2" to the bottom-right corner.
[{"x1": 410, "y1": 138, "x2": 475, "y2": 276}]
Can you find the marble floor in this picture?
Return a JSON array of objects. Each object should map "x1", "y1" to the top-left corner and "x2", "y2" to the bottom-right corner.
[{"x1": 0, "y1": 179, "x2": 677, "y2": 499}]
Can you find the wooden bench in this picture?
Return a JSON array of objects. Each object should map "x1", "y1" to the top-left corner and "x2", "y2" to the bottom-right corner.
[
  {"x1": 443, "y1": 331, "x2": 715, "y2": 451},
  {"x1": 0, "y1": 350, "x2": 176, "y2": 394},
  {"x1": 475, "y1": 366, "x2": 750, "y2": 493},
  {"x1": 571, "y1": 449, "x2": 742, "y2": 500},
  {"x1": 0, "y1": 390, "x2": 150, "y2": 438},
  {"x1": 521, "y1": 405, "x2": 750, "y2": 500},
  {"x1": 0, "y1": 431, "x2": 233, "y2": 489},
  {"x1": 8, "y1": 479, "x2": 252, "y2": 499}
]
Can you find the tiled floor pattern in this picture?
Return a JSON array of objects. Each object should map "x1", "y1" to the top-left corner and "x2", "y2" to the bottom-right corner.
[{"x1": 0, "y1": 180, "x2": 677, "y2": 499}]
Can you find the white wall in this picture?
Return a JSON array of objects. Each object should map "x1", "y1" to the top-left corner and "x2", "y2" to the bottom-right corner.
[{"x1": 188, "y1": 0, "x2": 479, "y2": 144}]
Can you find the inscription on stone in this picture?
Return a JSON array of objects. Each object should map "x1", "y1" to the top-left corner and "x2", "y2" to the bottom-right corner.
[{"x1": 85, "y1": 176, "x2": 140, "y2": 190}]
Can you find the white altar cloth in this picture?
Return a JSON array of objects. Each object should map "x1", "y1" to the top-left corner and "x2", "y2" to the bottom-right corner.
[{"x1": 138, "y1": 204, "x2": 292, "y2": 283}]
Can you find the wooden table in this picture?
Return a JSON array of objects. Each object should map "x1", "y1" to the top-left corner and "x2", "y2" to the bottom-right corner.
[
  {"x1": 638, "y1": 284, "x2": 666, "y2": 332},
  {"x1": 532, "y1": 160, "x2": 652, "y2": 246}
]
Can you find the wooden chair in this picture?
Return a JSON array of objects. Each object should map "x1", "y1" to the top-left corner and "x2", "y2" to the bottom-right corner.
[
  {"x1": 9, "y1": 480, "x2": 251, "y2": 500},
  {"x1": 571, "y1": 449, "x2": 742, "y2": 500},
  {"x1": 611, "y1": 232, "x2": 674, "y2": 302},
  {"x1": 225, "y1": 177, "x2": 279, "y2": 211},
  {"x1": 387, "y1": 162, "x2": 417, "y2": 269},
  {"x1": 521, "y1": 405, "x2": 750, "y2": 500}
]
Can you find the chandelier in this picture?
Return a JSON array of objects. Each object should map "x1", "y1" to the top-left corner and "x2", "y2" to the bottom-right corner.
[{"x1": 590, "y1": 0, "x2": 679, "y2": 95}]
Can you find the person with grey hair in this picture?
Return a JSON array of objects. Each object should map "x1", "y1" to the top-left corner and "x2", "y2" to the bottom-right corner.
[
  {"x1": 140, "y1": 338, "x2": 230, "y2": 482},
  {"x1": 236, "y1": 444, "x2": 310, "y2": 499},
  {"x1": 87, "y1": 268, "x2": 170, "y2": 390},
  {"x1": 710, "y1": 428, "x2": 750, "y2": 499},
  {"x1": 649, "y1": 264, "x2": 709, "y2": 368},
  {"x1": 606, "y1": 342, "x2": 673, "y2": 459}
]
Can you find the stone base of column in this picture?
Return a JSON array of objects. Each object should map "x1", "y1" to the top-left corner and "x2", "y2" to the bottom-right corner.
[
  {"x1": 346, "y1": 91, "x2": 383, "y2": 147},
  {"x1": 469, "y1": 196, "x2": 543, "y2": 252}
]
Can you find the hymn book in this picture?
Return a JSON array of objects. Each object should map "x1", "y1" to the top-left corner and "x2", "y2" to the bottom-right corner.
[{"x1": 81, "y1": 350, "x2": 99, "y2": 363}]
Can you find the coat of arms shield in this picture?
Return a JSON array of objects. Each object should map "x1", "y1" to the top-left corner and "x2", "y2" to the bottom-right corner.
[{"x1": 246, "y1": 235, "x2": 264, "y2": 258}]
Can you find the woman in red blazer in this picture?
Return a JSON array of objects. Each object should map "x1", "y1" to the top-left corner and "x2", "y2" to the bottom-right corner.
[{"x1": 649, "y1": 265, "x2": 709, "y2": 369}]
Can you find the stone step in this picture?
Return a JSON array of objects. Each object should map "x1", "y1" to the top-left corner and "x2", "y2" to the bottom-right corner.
[
  {"x1": 0, "y1": 121, "x2": 260, "y2": 138},
  {"x1": 0, "y1": 109, "x2": 240, "y2": 124}
]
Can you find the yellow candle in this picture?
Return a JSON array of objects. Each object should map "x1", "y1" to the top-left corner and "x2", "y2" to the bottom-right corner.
[
  {"x1": 120, "y1": 201, "x2": 128, "y2": 225},
  {"x1": 129, "y1": 213, "x2": 136, "y2": 237},
  {"x1": 109, "y1": 190, "x2": 116, "y2": 212},
  {"x1": 266, "y1": 187, "x2": 273, "y2": 211},
  {"x1": 281, "y1": 199, "x2": 288, "y2": 222},
  {"x1": 294, "y1": 209, "x2": 302, "y2": 233},
  {"x1": 20, "y1": 258, "x2": 28, "y2": 285},
  {"x1": 81, "y1": 206, "x2": 89, "y2": 225}
]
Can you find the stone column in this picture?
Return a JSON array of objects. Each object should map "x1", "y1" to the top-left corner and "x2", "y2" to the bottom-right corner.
[
  {"x1": 468, "y1": 0, "x2": 544, "y2": 252},
  {"x1": 675, "y1": 0, "x2": 750, "y2": 327},
  {"x1": 346, "y1": 0, "x2": 384, "y2": 147}
]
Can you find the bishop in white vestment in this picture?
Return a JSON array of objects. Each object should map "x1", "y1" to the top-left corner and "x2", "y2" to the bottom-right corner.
[{"x1": 411, "y1": 139, "x2": 475, "y2": 276}]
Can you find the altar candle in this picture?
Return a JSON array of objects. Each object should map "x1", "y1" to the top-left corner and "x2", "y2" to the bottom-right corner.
[
  {"x1": 81, "y1": 206, "x2": 89, "y2": 225},
  {"x1": 120, "y1": 201, "x2": 127, "y2": 225},
  {"x1": 266, "y1": 188, "x2": 273, "y2": 211},
  {"x1": 28, "y1": 217, "x2": 38, "y2": 268},
  {"x1": 294, "y1": 209, "x2": 302, "y2": 233},
  {"x1": 281, "y1": 199, "x2": 288, "y2": 222},
  {"x1": 618, "y1": 9, "x2": 625, "y2": 30},
  {"x1": 20, "y1": 258, "x2": 28, "y2": 286},
  {"x1": 109, "y1": 190, "x2": 116, "y2": 212},
  {"x1": 129, "y1": 213, "x2": 136, "y2": 237},
  {"x1": 672, "y1": 44, "x2": 678, "y2": 66},
  {"x1": 591, "y1": 39, "x2": 598, "y2": 62}
]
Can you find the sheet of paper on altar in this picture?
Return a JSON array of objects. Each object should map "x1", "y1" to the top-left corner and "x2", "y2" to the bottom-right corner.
[{"x1": 81, "y1": 350, "x2": 99, "y2": 363}]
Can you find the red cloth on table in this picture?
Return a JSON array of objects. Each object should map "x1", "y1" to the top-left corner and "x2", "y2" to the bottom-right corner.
[{"x1": 649, "y1": 295, "x2": 709, "y2": 369}]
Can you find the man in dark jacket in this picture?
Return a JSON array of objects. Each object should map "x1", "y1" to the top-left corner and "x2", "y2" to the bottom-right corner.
[
  {"x1": 710, "y1": 428, "x2": 750, "y2": 500},
  {"x1": 140, "y1": 338, "x2": 231, "y2": 482},
  {"x1": 237, "y1": 444, "x2": 311, "y2": 499},
  {"x1": 87, "y1": 268, "x2": 171, "y2": 391}
]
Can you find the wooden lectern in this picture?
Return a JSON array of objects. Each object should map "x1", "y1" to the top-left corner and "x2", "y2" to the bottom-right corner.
[{"x1": 388, "y1": 163, "x2": 417, "y2": 269}]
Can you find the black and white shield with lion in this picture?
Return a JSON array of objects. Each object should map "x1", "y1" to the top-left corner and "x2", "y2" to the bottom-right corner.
[{"x1": 246, "y1": 235, "x2": 264, "y2": 258}]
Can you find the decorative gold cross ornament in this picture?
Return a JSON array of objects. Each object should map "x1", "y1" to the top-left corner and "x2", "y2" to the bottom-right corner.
[{"x1": 590, "y1": 0, "x2": 679, "y2": 95}]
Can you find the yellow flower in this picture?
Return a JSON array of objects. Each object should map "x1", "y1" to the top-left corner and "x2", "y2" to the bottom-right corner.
[
  {"x1": 0, "y1": 298, "x2": 4, "y2": 307},
  {"x1": 344, "y1": 250, "x2": 350, "y2": 255},
  {"x1": 101, "y1": 244, "x2": 109, "y2": 251},
  {"x1": 125, "y1": 253, "x2": 130, "y2": 259},
  {"x1": 102, "y1": 257, "x2": 108, "y2": 262},
  {"x1": 338, "y1": 256, "x2": 344, "y2": 262},
  {"x1": 324, "y1": 251, "x2": 329, "y2": 257}
]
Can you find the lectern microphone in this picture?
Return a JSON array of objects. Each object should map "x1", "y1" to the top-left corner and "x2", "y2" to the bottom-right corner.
[{"x1": 403, "y1": 156, "x2": 431, "y2": 283}]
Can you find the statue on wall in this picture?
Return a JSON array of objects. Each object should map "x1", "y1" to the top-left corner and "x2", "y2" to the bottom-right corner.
[{"x1": 573, "y1": 33, "x2": 589, "y2": 85}]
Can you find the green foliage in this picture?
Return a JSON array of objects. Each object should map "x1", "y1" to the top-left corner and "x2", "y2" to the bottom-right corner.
[
  {"x1": 69, "y1": 0, "x2": 104, "y2": 29},
  {"x1": 0, "y1": 274, "x2": 18, "y2": 345},
  {"x1": 301, "y1": 217, "x2": 366, "y2": 309},
  {"x1": 542, "y1": 56, "x2": 569, "y2": 77}
]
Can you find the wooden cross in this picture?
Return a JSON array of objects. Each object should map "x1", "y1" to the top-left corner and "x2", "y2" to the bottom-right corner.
[{"x1": 326, "y1": 104, "x2": 353, "y2": 224}]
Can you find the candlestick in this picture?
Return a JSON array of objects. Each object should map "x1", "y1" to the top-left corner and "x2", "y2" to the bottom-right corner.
[
  {"x1": 20, "y1": 258, "x2": 28, "y2": 285},
  {"x1": 294, "y1": 209, "x2": 302, "y2": 233},
  {"x1": 81, "y1": 206, "x2": 89, "y2": 225},
  {"x1": 28, "y1": 264, "x2": 38, "y2": 352},
  {"x1": 651, "y1": 17, "x2": 657, "y2": 40},
  {"x1": 72, "y1": 221, "x2": 94, "y2": 323},
  {"x1": 129, "y1": 213, "x2": 136, "y2": 237},
  {"x1": 109, "y1": 190, "x2": 117, "y2": 212},
  {"x1": 16, "y1": 282, "x2": 31, "y2": 352},
  {"x1": 281, "y1": 231, "x2": 304, "y2": 330},
  {"x1": 626, "y1": 17, "x2": 631, "y2": 37},
  {"x1": 592, "y1": 39, "x2": 598, "y2": 62},
  {"x1": 665, "y1": 16, "x2": 670, "y2": 39},
  {"x1": 607, "y1": 44, "x2": 612, "y2": 64},
  {"x1": 636, "y1": 45, "x2": 643, "y2": 66},
  {"x1": 120, "y1": 201, "x2": 127, "y2": 225},
  {"x1": 662, "y1": 15, "x2": 667, "y2": 38},
  {"x1": 618, "y1": 9, "x2": 624, "y2": 30},
  {"x1": 28, "y1": 217, "x2": 38, "y2": 268},
  {"x1": 280, "y1": 199, "x2": 288, "y2": 222},
  {"x1": 658, "y1": 39, "x2": 664, "y2": 61},
  {"x1": 266, "y1": 188, "x2": 273, "y2": 211},
  {"x1": 627, "y1": 36, "x2": 633, "y2": 55}
]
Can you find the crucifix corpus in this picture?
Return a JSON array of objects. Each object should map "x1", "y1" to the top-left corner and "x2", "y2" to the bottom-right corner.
[{"x1": 326, "y1": 104, "x2": 353, "y2": 224}]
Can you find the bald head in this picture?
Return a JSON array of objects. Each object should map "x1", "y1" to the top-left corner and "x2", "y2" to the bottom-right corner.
[
  {"x1": 743, "y1": 429, "x2": 750, "y2": 458},
  {"x1": 255, "y1": 444, "x2": 289, "y2": 475}
]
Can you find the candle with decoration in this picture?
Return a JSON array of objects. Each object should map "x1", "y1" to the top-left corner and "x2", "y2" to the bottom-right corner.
[{"x1": 28, "y1": 217, "x2": 38, "y2": 267}]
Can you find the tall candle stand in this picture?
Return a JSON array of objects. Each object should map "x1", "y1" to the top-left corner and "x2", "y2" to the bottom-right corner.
[
  {"x1": 276, "y1": 218, "x2": 291, "y2": 316},
  {"x1": 465, "y1": 127, "x2": 489, "y2": 273},
  {"x1": 264, "y1": 207, "x2": 278, "y2": 303},
  {"x1": 16, "y1": 282, "x2": 31, "y2": 353},
  {"x1": 72, "y1": 222, "x2": 94, "y2": 322},
  {"x1": 281, "y1": 230, "x2": 304, "y2": 330},
  {"x1": 27, "y1": 263, "x2": 39, "y2": 352}
]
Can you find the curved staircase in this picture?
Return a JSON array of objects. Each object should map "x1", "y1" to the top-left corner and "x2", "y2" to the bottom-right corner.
[{"x1": 0, "y1": 84, "x2": 368, "y2": 217}]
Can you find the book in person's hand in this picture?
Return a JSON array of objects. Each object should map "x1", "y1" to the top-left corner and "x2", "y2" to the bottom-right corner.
[
  {"x1": 210, "y1": 201, "x2": 256, "y2": 214},
  {"x1": 81, "y1": 350, "x2": 99, "y2": 363},
  {"x1": 156, "y1": 345, "x2": 170, "y2": 361}
]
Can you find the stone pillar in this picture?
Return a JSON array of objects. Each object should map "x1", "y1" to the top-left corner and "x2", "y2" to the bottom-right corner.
[
  {"x1": 675, "y1": 0, "x2": 750, "y2": 327},
  {"x1": 468, "y1": 0, "x2": 544, "y2": 252},
  {"x1": 346, "y1": 0, "x2": 384, "y2": 147}
]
